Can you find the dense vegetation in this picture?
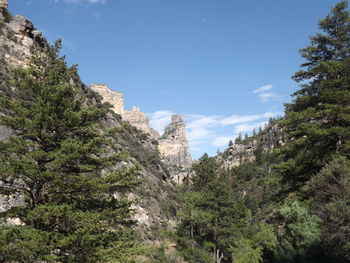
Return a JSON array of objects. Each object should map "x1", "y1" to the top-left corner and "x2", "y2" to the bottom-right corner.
[{"x1": 176, "y1": 1, "x2": 350, "y2": 262}]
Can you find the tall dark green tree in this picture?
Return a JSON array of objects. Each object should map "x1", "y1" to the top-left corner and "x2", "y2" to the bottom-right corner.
[
  {"x1": 304, "y1": 157, "x2": 350, "y2": 261},
  {"x1": 0, "y1": 41, "x2": 140, "y2": 262},
  {"x1": 177, "y1": 155, "x2": 276, "y2": 263},
  {"x1": 278, "y1": 1, "x2": 350, "y2": 186}
]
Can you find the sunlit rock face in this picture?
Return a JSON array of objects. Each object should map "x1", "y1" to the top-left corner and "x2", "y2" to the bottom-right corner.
[
  {"x1": 89, "y1": 84, "x2": 124, "y2": 114},
  {"x1": 122, "y1": 106, "x2": 160, "y2": 139},
  {"x1": 159, "y1": 114, "x2": 192, "y2": 168}
]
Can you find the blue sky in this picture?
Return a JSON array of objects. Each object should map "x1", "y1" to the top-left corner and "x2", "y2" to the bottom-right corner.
[{"x1": 10, "y1": 0, "x2": 339, "y2": 158}]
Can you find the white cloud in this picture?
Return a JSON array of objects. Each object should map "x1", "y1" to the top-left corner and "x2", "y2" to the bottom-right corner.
[
  {"x1": 220, "y1": 111, "x2": 276, "y2": 126},
  {"x1": 251, "y1": 84, "x2": 282, "y2": 103},
  {"x1": 147, "y1": 110, "x2": 173, "y2": 134},
  {"x1": 187, "y1": 128, "x2": 214, "y2": 145},
  {"x1": 234, "y1": 121, "x2": 267, "y2": 134},
  {"x1": 187, "y1": 116, "x2": 218, "y2": 129},
  {"x1": 220, "y1": 114, "x2": 260, "y2": 126},
  {"x1": 212, "y1": 136, "x2": 237, "y2": 147},
  {"x1": 259, "y1": 93, "x2": 281, "y2": 102},
  {"x1": 252, "y1": 84, "x2": 273, "y2": 94}
]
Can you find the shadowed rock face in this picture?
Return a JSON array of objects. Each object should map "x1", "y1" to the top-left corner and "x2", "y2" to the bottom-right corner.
[{"x1": 159, "y1": 115, "x2": 192, "y2": 168}]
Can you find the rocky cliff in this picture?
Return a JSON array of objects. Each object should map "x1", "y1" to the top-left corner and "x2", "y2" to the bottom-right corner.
[
  {"x1": 159, "y1": 114, "x2": 192, "y2": 167},
  {"x1": 89, "y1": 83, "x2": 192, "y2": 172},
  {"x1": 218, "y1": 121, "x2": 285, "y2": 169}
]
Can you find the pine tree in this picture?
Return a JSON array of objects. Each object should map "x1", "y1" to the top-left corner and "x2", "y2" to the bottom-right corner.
[
  {"x1": 0, "y1": 41, "x2": 140, "y2": 262},
  {"x1": 278, "y1": 1, "x2": 350, "y2": 186},
  {"x1": 235, "y1": 133, "x2": 243, "y2": 144},
  {"x1": 304, "y1": 157, "x2": 350, "y2": 260}
]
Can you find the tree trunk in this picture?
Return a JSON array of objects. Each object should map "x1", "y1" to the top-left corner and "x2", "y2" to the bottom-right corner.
[{"x1": 214, "y1": 248, "x2": 224, "y2": 263}]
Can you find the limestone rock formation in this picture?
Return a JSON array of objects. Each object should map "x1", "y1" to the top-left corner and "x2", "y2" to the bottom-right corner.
[
  {"x1": 159, "y1": 114, "x2": 192, "y2": 167},
  {"x1": 122, "y1": 106, "x2": 160, "y2": 139},
  {"x1": 89, "y1": 84, "x2": 192, "y2": 171},
  {"x1": 89, "y1": 84, "x2": 159, "y2": 139},
  {"x1": 89, "y1": 84, "x2": 124, "y2": 114},
  {"x1": 0, "y1": 7, "x2": 46, "y2": 71}
]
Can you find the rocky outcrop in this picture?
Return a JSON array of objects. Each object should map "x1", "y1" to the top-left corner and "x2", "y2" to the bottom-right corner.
[
  {"x1": 89, "y1": 84, "x2": 124, "y2": 114},
  {"x1": 0, "y1": 9, "x2": 46, "y2": 75},
  {"x1": 219, "y1": 139, "x2": 258, "y2": 168},
  {"x1": 159, "y1": 114, "x2": 192, "y2": 167},
  {"x1": 219, "y1": 123, "x2": 285, "y2": 169},
  {"x1": 122, "y1": 106, "x2": 160, "y2": 139},
  {"x1": 89, "y1": 84, "x2": 159, "y2": 139},
  {"x1": 89, "y1": 84, "x2": 192, "y2": 171}
]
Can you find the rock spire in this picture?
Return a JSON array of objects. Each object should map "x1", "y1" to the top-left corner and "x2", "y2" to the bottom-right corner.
[{"x1": 158, "y1": 114, "x2": 192, "y2": 167}]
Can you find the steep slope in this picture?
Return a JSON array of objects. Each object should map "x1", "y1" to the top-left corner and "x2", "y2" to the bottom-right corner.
[{"x1": 0, "y1": 1, "x2": 179, "y2": 243}]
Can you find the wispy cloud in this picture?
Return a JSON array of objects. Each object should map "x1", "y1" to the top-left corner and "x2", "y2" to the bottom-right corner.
[
  {"x1": 147, "y1": 110, "x2": 173, "y2": 134},
  {"x1": 212, "y1": 136, "x2": 237, "y2": 147},
  {"x1": 220, "y1": 112, "x2": 275, "y2": 126},
  {"x1": 259, "y1": 92, "x2": 281, "y2": 102},
  {"x1": 234, "y1": 121, "x2": 267, "y2": 134},
  {"x1": 252, "y1": 84, "x2": 282, "y2": 103},
  {"x1": 252, "y1": 84, "x2": 273, "y2": 94}
]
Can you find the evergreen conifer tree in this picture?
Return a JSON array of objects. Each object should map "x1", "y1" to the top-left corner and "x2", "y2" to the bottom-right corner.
[
  {"x1": 0, "y1": 41, "x2": 140, "y2": 262},
  {"x1": 278, "y1": 1, "x2": 350, "y2": 186}
]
